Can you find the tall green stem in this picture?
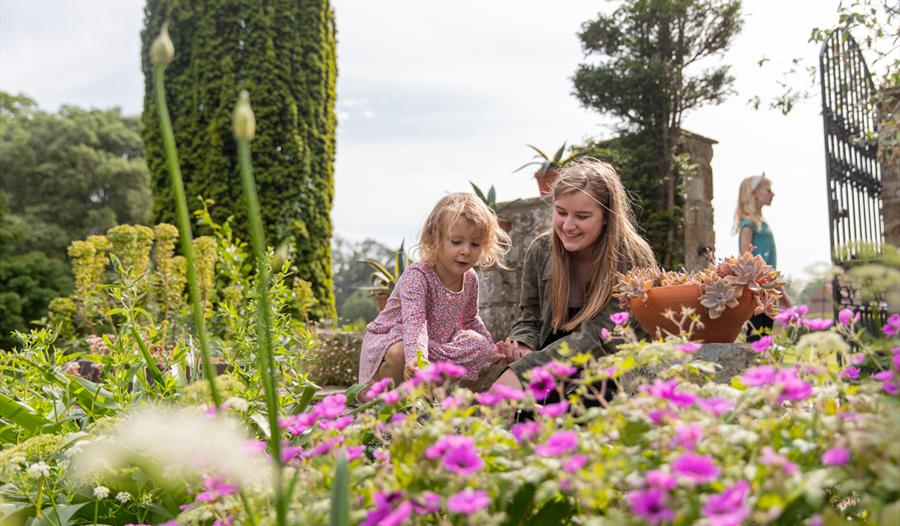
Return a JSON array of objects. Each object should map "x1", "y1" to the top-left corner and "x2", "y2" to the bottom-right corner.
[
  {"x1": 236, "y1": 111, "x2": 285, "y2": 526},
  {"x1": 152, "y1": 63, "x2": 222, "y2": 410}
]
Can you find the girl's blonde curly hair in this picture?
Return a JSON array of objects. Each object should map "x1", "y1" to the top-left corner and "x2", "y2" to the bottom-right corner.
[{"x1": 415, "y1": 192, "x2": 511, "y2": 269}]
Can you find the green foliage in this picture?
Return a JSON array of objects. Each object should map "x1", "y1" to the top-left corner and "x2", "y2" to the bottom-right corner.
[
  {"x1": 359, "y1": 242, "x2": 408, "y2": 298},
  {"x1": 514, "y1": 142, "x2": 584, "y2": 177},
  {"x1": 331, "y1": 236, "x2": 392, "y2": 324},
  {"x1": 140, "y1": 0, "x2": 339, "y2": 321},
  {"x1": 572, "y1": 0, "x2": 743, "y2": 267}
]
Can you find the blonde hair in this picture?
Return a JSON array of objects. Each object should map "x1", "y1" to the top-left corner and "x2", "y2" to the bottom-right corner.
[
  {"x1": 732, "y1": 174, "x2": 770, "y2": 234},
  {"x1": 548, "y1": 158, "x2": 656, "y2": 331},
  {"x1": 416, "y1": 192, "x2": 511, "y2": 269}
]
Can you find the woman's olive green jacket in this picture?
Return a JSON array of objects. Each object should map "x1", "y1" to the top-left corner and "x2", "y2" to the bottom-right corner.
[{"x1": 507, "y1": 234, "x2": 620, "y2": 380}]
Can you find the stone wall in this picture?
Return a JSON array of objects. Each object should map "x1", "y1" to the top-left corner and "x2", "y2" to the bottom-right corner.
[
  {"x1": 878, "y1": 85, "x2": 900, "y2": 247},
  {"x1": 678, "y1": 131, "x2": 717, "y2": 270}
]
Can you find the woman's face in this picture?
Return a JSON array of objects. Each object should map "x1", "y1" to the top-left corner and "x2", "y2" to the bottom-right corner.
[
  {"x1": 553, "y1": 190, "x2": 606, "y2": 256},
  {"x1": 753, "y1": 181, "x2": 774, "y2": 206}
]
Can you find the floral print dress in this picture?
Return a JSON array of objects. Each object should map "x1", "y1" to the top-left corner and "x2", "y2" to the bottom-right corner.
[{"x1": 358, "y1": 262, "x2": 497, "y2": 384}]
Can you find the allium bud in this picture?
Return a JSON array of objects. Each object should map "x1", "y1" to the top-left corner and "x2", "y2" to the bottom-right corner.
[
  {"x1": 150, "y1": 22, "x2": 175, "y2": 65},
  {"x1": 233, "y1": 90, "x2": 256, "y2": 141}
]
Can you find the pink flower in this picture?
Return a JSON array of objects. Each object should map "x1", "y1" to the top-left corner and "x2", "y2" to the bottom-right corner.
[
  {"x1": 803, "y1": 318, "x2": 834, "y2": 331},
  {"x1": 446, "y1": 489, "x2": 490, "y2": 514},
  {"x1": 838, "y1": 308, "x2": 859, "y2": 325},
  {"x1": 882, "y1": 313, "x2": 900, "y2": 337},
  {"x1": 493, "y1": 384, "x2": 525, "y2": 401},
  {"x1": 283, "y1": 412, "x2": 317, "y2": 435},
  {"x1": 319, "y1": 415, "x2": 354, "y2": 431},
  {"x1": 366, "y1": 378, "x2": 393, "y2": 399},
  {"x1": 562, "y1": 454, "x2": 587, "y2": 473},
  {"x1": 626, "y1": 488, "x2": 674, "y2": 525},
  {"x1": 672, "y1": 423, "x2": 704, "y2": 450},
  {"x1": 610, "y1": 311, "x2": 631, "y2": 325},
  {"x1": 697, "y1": 397, "x2": 735, "y2": 416},
  {"x1": 374, "y1": 449, "x2": 391, "y2": 463},
  {"x1": 776, "y1": 368, "x2": 813, "y2": 403},
  {"x1": 645, "y1": 469, "x2": 677, "y2": 490},
  {"x1": 546, "y1": 361, "x2": 578, "y2": 377},
  {"x1": 641, "y1": 379, "x2": 696, "y2": 408},
  {"x1": 647, "y1": 408, "x2": 675, "y2": 425},
  {"x1": 381, "y1": 390, "x2": 400, "y2": 404},
  {"x1": 600, "y1": 328, "x2": 611, "y2": 340},
  {"x1": 873, "y1": 370, "x2": 894, "y2": 382},
  {"x1": 476, "y1": 391, "x2": 503, "y2": 406},
  {"x1": 759, "y1": 446, "x2": 797, "y2": 475},
  {"x1": 425, "y1": 435, "x2": 471, "y2": 460},
  {"x1": 279, "y1": 444, "x2": 304, "y2": 463},
  {"x1": 344, "y1": 446, "x2": 365, "y2": 461},
  {"x1": 195, "y1": 476, "x2": 238, "y2": 502},
  {"x1": 750, "y1": 335, "x2": 773, "y2": 353},
  {"x1": 303, "y1": 436, "x2": 343, "y2": 460},
  {"x1": 893, "y1": 347, "x2": 900, "y2": 370},
  {"x1": 536, "y1": 400, "x2": 569, "y2": 417},
  {"x1": 821, "y1": 447, "x2": 851, "y2": 466},
  {"x1": 702, "y1": 480, "x2": 750, "y2": 526},
  {"x1": 441, "y1": 396, "x2": 465, "y2": 409},
  {"x1": 673, "y1": 452, "x2": 720, "y2": 484},
  {"x1": 511, "y1": 421, "x2": 541, "y2": 443},
  {"x1": 314, "y1": 394, "x2": 347, "y2": 419},
  {"x1": 850, "y1": 352, "x2": 866, "y2": 365},
  {"x1": 435, "y1": 361, "x2": 466, "y2": 378},
  {"x1": 362, "y1": 492, "x2": 411, "y2": 526},
  {"x1": 740, "y1": 365, "x2": 777, "y2": 387},
  {"x1": 203, "y1": 406, "x2": 218, "y2": 419},
  {"x1": 677, "y1": 342, "x2": 702, "y2": 354},
  {"x1": 535, "y1": 430, "x2": 579, "y2": 457},
  {"x1": 528, "y1": 368, "x2": 556, "y2": 399},
  {"x1": 412, "y1": 492, "x2": 442, "y2": 515},
  {"x1": 810, "y1": 515, "x2": 823, "y2": 526},
  {"x1": 442, "y1": 443, "x2": 484, "y2": 475},
  {"x1": 885, "y1": 382, "x2": 898, "y2": 395},
  {"x1": 241, "y1": 439, "x2": 267, "y2": 455},
  {"x1": 839, "y1": 367, "x2": 860, "y2": 380}
]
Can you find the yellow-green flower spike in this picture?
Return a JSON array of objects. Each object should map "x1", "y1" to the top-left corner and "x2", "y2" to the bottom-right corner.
[
  {"x1": 233, "y1": 90, "x2": 256, "y2": 141},
  {"x1": 150, "y1": 22, "x2": 175, "y2": 65}
]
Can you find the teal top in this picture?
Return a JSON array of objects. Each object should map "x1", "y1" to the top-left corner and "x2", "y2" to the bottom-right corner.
[{"x1": 739, "y1": 219, "x2": 776, "y2": 267}]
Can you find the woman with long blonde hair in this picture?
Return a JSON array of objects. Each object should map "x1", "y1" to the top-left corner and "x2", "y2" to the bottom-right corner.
[{"x1": 492, "y1": 158, "x2": 656, "y2": 394}]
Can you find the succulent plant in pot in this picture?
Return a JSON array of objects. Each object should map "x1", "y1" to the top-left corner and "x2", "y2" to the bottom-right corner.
[
  {"x1": 514, "y1": 142, "x2": 584, "y2": 195},
  {"x1": 359, "y1": 242, "x2": 408, "y2": 311},
  {"x1": 469, "y1": 181, "x2": 512, "y2": 232},
  {"x1": 612, "y1": 251, "x2": 785, "y2": 342}
]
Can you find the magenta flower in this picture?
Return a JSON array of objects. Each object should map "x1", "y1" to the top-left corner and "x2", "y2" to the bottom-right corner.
[
  {"x1": 677, "y1": 342, "x2": 702, "y2": 354},
  {"x1": 821, "y1": 447, "x2": 851, "y2": 466},
  {"x1": 511, "y1": 421, "x2": 541, "y2": 443},
  {"x1": 362, "y1": 492, "x2": 411, "y2": 526},
  {"x1": 381, "y1": 390, "x2": 401, "y2": 404},
  {"x1": 750, "y1": 335, "x2": 773, "y2": 353},
  {"x1": 344, "y1": 445, "x2": 365, "y2": 461},
  {"x1": 803, "y1": 318, "x2": 834, "y2": 331},
  {"x1": 562, "y1": 454, "x2": 587, "y2": 473},
  {"x1": 626, "y1": 488, "x2": 675, "y2": 525},
  {"x1": 536, "y1": 400, "x2": 569, "y2": 417},
  {"x1": 528, "y1": 367, "x2": 556, "y2": 399},
  {"x1": 441, "y1": 396, "x2": 465, "y2": 409},
  {"x1": 759, "y1": 446, "x2": 797, "y2": 475},
  {"x1": 283, "y1": 411, "x2": 317, "y2": 435},
  {"x1": 476, "y1": 391, "x2": 503, "y2": 406},
  {"x1": 886, "y1": 382, "x2": 898, "y2": 395},
  {"x1": 535, "y1": 430, "x2": 579, "y2": 457},
  {"x1": 672, "y1": 423, "x2": 704, "y2": 450},
  {"x1": 435, "y1": 361, "x2": 466, "y2": 378},
  {"x1": 645, "y1": 469, "x2": 677, "y2": 490},
  {"x1": 776, "y1": 369, "x2": 813, "y2": 403},
  {"x1": 850, "y1": 352, "x2": 865, "y2": 365},
  {"x1": 241, "y1": 439, "x2": 267, "y2": 455},
  {"x1": 893, "y1": 347, "x2": 900, "y2": 369},
  {"x1": 425, "y1": 435, "x2": 473, "y2": 460},
  {"x1": 546, "y1": 361, "x2": 578, "y2": 377},
  {"x1": 839, "y1": 367, "x2": 860, "y2": 380},
  {"x1": 314, "y1": 393, "x2": 347, "y2": 419},
  {"x1": 873, "y1": 370, "x2": 894, "y2": 382},
  {"x1": 279, "y1": 443, "x2": 304, "y2": 463},
  {"x1": 647, "y1": 408, "x2": 675, "y2": 425},
  {"x1": 374, "y1": 449, "x2": 391, "y2": 463},
  {"x1": 740, "y1": 365, "x2": 777, "y2": 387},
  {"x1": 446, "y1": 489, "x2": 490, "y2": 514},
  {"x1": 303, "y1": 437, "x2": 343, "y2": 460},
  {"x1": 319, "y1": 415, "x2": 354, "y2": 431},
  {"x1": 610, "y1": 311, "x2": 631, "y2": 325},
  {"x1": 366, "y1": 378, "x2": 393, "y2": 399},
  {"x1": 412, "y1": 492, "x2": 442, "y2": 515},
  {"x1": 443, "y1": 444, "x2": 484, "y2": 475},
  {"x1": 600, "y1": 328, "x2": 611, "y2": 340},
  {"x1": 673, "y1": 452, "x2": 720, "y2": 483},
  {"x1": 493, "y1": 384, "x2": 525, "y2": 400},
  {"x1": 702, "y1": 480, "x2": 750, "y2": 526},
  {"x1": 882, "y1": 313, "x2": 899, "y2": 337},
  {"x1": 195, "y1": 476, "x2": 239, "y2": 502},
  {"x1": 642, "y1": 379, "x2": 696, "y2": 408},
  {"x1": 596, "y1": 366, "x2": 618, "y2": 378},
  {"x1": 838, "y1": 308, "x2": 859, "y2": 325},
  {"x1": 697, "y1": 397, "x2": 735, "y2": 416}
]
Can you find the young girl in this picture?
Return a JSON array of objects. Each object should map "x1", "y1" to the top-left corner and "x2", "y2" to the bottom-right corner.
[
  {"x1": 732, "y1": 173, "x2": 789, "y2": 339},
  {"x1": 358, "y1": 192, "x2": 511, "y2": 386},
  {"x1": 493, "y1": 159, "x2": 656, "y2": 391}
]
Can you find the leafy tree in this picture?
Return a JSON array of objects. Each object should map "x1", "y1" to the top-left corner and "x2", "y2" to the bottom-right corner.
[
  {"x1": 0, "y1": 92, "x2": 151, "y2": 259},
  {"x1": 140, "y1": 0, "x2": 339, "y2": 321},
  {"x1": 331, "y1": 236, "x2": 393, "y2": 325},
  {"x1": 573, "y1": 0, "x2": 743, "y2": 267}
]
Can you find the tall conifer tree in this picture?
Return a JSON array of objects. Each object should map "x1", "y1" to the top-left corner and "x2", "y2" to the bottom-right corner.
[{"x1": 141, "y1": 0, "x2": 337, "y2": 320}]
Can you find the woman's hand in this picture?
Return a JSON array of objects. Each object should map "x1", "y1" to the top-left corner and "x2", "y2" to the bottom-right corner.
[{"x1": 495, "y1": 338, "x2": 532, "y2": 363}]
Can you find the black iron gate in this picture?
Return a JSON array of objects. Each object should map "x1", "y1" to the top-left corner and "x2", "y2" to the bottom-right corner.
[{"x1": 819, "y1": 30, "x2": 885, "y2": 332}]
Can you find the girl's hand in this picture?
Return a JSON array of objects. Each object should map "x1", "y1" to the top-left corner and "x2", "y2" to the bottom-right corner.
[
  {"x1": 495, "y1": 339, "x2": 531, "y2": 363},
  {"x1": 403, "y1": 360, "x2": 418, "y2": 381}
]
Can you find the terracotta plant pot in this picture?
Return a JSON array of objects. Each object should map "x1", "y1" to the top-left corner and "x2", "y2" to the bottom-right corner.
[
  {"x1": 498, "y1": 218, "x2": 512, "y2": 232},
  {"x1": 535, "y1": 167, "x2": 561, "y2": 195},
  {"x1": 376, "y1": 292, "x2": 390, "y2": 312},
  {"x1": 628, "y1": 284, "x2": 756, "y2": 343}
]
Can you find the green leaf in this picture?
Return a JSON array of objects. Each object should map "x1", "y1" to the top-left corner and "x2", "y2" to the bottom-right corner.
[
  {"x1": 524, "y1": 497, "x2": 575, "y2": 526},
  {"x1": 130, "y1": 326, "x2": 163, "y2": 385},
  {"x1": 0, "y1": 392, "x2": 53, "y2": 432},
  {"x1": 249, "y1": 412, "x2": 271, "y2": 439},
  {"x1": 33, "y1": 503, "x2": 87, "y2": 526},
  {"x1": 294, "y1": 385, "x2": 318, "y2": 413},
  {"x1": 501, "y1": 483, "x2": 536, "y2": 526},
  {"x1": 330, "y1": 453, "x2": 350, "y2": 526}
]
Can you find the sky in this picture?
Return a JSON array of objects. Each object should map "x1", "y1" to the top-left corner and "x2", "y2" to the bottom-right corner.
[{"x1": 0, "y1": 0, "x2": 859, "y2": 282}]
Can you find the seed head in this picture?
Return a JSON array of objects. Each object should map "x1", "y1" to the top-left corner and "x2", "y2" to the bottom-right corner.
[
  {"x1": 150, "y1": 22, "x2": 175, "y2": 65},
  {"x1": 233, "y1": 90, "x2": 256, "y2": 141}
]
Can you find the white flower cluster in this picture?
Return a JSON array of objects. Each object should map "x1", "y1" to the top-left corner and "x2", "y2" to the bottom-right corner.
[
  {"x1": 93, "y1": 486, "x2": 110, "y2": 500},
  {"x1": 115, "y1": 491, "x2": 131, "y2": 503},
  {"x1": 27, "y1": 462, "x2": 50, "y2": 479}
]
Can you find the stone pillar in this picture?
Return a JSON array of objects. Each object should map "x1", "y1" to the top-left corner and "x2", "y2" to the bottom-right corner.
[
  {"x1": 678, "y1": 131, "x2": 717, "y2": 271},
  {"x1": 878, "y1": 85, "x2": 900, "y2": 247},
  {"x1": 478, "y1": 196, "x2": 551, "y2": 338}
]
